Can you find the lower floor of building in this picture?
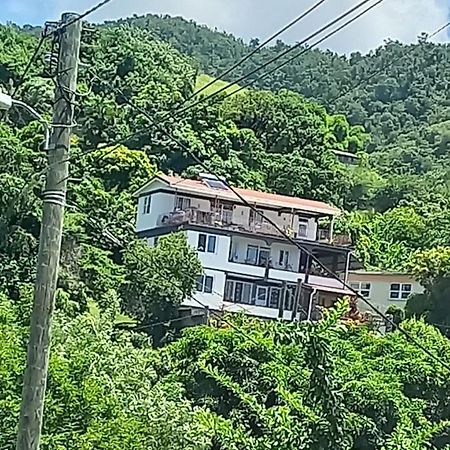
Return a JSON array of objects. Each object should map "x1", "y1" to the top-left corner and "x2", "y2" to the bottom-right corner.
[{"x1": 189, "y1": 268, "x2": 354, "y2": 321}]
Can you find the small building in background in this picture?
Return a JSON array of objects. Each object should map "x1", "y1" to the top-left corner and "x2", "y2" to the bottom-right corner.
[
  {"x1": 347, "y1": 271, "x2": 424, "y2": 314},
  {"x1": 333, "y1": 150, "x2": 359, "y2": 165}
]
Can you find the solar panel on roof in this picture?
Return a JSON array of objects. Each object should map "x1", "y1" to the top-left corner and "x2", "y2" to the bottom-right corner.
[{"x1": 204, "y1": 179, "x2": 229, "y2": 190}]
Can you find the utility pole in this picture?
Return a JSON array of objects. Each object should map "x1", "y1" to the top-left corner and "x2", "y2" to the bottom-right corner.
[
  {"x1": 291, "y1": 278, "x2": 302, "y2": 322},
  {"x1": 16, "y1": 13, "x2": 81, "y2": 450}
]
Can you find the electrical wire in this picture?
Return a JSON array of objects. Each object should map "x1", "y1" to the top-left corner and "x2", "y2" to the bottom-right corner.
[
  {"x1": 182, "y1": 0, "x2": 328, "y2": 103},
  {"x1": 325, "y1": 20, "x2": 450, "y2": 106},
  {"x1": 219, "y1": 0, "x2": 384, "y2": 103},
  {"x1": 51, "y1": 0, "x2": 115, "y2": 34},
  {"x1": 11, "y1": 36, "x2": 46, "y2": 98},
  {"x1": 171, "y1": 0, "x2": 383, "y2": 119},
  {"x1": 120, "y1": 94, "x2": 450, "y2": 373}
]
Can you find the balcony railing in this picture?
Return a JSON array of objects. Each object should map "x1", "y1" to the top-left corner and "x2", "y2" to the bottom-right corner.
[
  {"x1": 318, "y1": 229, "x2": 352, "y2": 246},
  {"x1": 157, "y1": 208, "x2": 351, "y2": 246},
  {"x1": 158, "y1": 208, "x2": 294, "y2": 237}
]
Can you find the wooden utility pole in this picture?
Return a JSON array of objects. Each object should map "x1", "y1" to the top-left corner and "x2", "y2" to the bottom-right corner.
[
  {"x1": 16, "y1": 13, "x2": 81, "y2": 450},
  {"x1": 291, "y1": 278, "x2": 302, "y2": 322}
]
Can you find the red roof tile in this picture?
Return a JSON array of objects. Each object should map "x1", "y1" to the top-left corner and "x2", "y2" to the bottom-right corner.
[{"x1": 149, "y1": 174, "x2": 340, "y2": 216}]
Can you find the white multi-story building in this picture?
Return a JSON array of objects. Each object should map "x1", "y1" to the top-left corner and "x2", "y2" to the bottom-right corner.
[{"x1": 134, "y1": 173, "x2": 354, "y2": 320}]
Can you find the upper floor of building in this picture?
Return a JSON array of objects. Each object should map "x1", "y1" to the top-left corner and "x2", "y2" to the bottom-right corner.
[{"x1": 134, "y1": 173, "x2": 351, "y2": 246}]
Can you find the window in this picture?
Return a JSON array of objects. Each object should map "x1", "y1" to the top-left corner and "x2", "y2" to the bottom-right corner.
[
  {"x1": 390, "y1": 283, "x2": 412, "y2": 300},
  {"x1": 204, "y1": 179, "x2": 228, "y2": 190},
  {"x1": 176, "y1": 196, "x2": 191, "y2": 211},
  {"x1": 278, "y1": 250, "x2": 290, "y2": 268},
  {"x1": 258, "y1": 248, "x2": 270, "y2": 267},
  {"x1": 255, "y1": 286, "x2": 268, "y2": 306},
  {"x1": 143, "y1": 195, "x2": 151, "y2": 214},
  {"x1": 350, "y1": 282, "x2": 371, "y2": 298},
  {"x1": 234, "y1": 282, "x2": 243, "y2": 303},
  {"x1": 197, "y1": 234, "x2": 207, "y2": 252},
  {"x1": 246, "y1": 245, "x2": 270, "y2": 266},
  {"x1": 207, "y1": 235, "x2": 217, "y2": 253},
  {"x1": 298, "y1": 220, "x2": 308, "y2": 237},
  {"x1": 225, "y1": 280, "x2": 234, "y2": 301},
  {"x1": 269, "y1": 287, "x2": 281, "y2": 309},
  {"x1": 246, "y1": 245, "x2": 258, "y2": 265},
  {"x1": 196, "y1": 275, "x2": 214, "y2": 294},
  {"x1": 198, "y1": 234, "x2": 217, "y2": 253}
]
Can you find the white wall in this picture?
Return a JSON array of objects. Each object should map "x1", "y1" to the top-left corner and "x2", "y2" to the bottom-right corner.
[
  {"x1": 347, "y1": 273, "x2": 424, "y2": 314},
  {"x1": 185, "y1": 230, "x2": 232, "y2": 271},
  {"x1": 183, "y1": 268, "x2": 226, "y2": 311},
  {"x1": 136, "y1": 192, "x2": 175, "y2": 232}
]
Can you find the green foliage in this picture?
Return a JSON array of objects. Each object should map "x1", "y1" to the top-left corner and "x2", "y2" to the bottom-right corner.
[
  {"x1": 0, "y1": 295, "x2": 212, "y2": 450},
  {"x1": 160, "y1": 303, "x2": 450, "y2": 449},
  {"x1": 120, "y1": 234, "x2": 202, "y2": 328}
]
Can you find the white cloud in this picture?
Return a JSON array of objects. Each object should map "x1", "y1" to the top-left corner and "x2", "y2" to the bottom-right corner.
[{"x1": 17, "y1": 0, "x2": 450, "y2": 53}]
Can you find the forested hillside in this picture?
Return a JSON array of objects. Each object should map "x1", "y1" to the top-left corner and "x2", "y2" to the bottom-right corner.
[
  {"x1": 1, "y1": 14, "x2": 450, "y2": 450},
  {"x1": 119, "y1": 14, "x2": 450, "y2": 149}
]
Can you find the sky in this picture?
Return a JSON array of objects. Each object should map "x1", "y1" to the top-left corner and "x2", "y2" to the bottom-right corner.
[{"x1": 1, "y1": 0, "x2": 449, "y2": 54}]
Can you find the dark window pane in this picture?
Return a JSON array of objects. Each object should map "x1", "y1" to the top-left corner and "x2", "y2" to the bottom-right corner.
[
  {"x1": 242, "y1": 284, "x2": 251, "y2": 304},
  {"x1": 269, "y1": 288, "x2": 281, "y2": 308},
  {"x1": 246, "y1": 246, "x2": 258, "y2": 265},
  {"x1": 390, "y1": 291, "x2": 400, "y2": 299},
  {"x1": 258, "y1": 248, "x2": 270, "y2": 266},
  {"x1": 204, "y1": 276, "x2": 213, "y2": 294},
  {"x1": 198, "y1": 234, "x2": 207, "y2": 252},
  {"x1": 401, "y1": 292, "x2": 410, "y2": 299},
  {"x1": 196, "y1": 276, "x2": 204, "y2": 292},
  {"x1": 234, "y1": 282, "x2": 243, "y2": 302},
  {"x1": 402, "y1": 284, "x2": 412, "y2": 292},
  {"x1": 207, "y1": 236, "x2": 217, "y2": 253},
  {"x1": 278, "y1": 250, "x2": 284, "y2": 266},
  {"x1": 390, "y1": 283, "x2": 400, "y2": 291},
  {"x1": 225, "y1": 280, "x2": 234, "y2": 301}
]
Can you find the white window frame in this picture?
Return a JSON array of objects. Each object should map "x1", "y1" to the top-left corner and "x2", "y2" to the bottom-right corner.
[
  {"x1": 175, "y1": 196, "x2": 191, "y2": 211},
  {"x1": 278, "y1": 249, "x2": 290, "y2": 268},
  {"x1": 198, "y1": 233, "x2": 217, "y2": 253},
  {"x1": 246, "y1": 244, "x2": 270, "y2": 266},
  {"x1": 143, "y1": 195, "x2": 151, "y2": 215},
  {"x1": 196, "y1": 275, "x2": 214, "y2": 294},
  {"x1": 298, "y1": 219, "x2": 308, "y2": 237},
  {"x1": 350, "y1": 281, "x2": 371, "y2": 298},
  {"x1": 389, "y1": 283, "x2": 412, "y2": 300}
]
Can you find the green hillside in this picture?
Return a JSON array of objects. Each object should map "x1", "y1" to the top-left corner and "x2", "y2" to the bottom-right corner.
[{"x1": 0, "y1": 14, "x2": 450, "y2": 450}]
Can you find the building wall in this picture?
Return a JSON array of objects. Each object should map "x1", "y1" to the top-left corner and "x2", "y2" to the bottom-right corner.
[
  {"x1": 347, "y1": 273, "x2": 424, "y2": 314},
  {"x1": 136, "y1": 191, "x2": 175, "y2": 232}
]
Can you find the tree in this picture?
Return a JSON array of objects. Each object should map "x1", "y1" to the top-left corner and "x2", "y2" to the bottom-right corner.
[
  {"x1": 119, "y1": 233, "x2": 202, "y2": 342},
  {"x1": 405, "y1": 247, "x2": 450, "y2": 335}
]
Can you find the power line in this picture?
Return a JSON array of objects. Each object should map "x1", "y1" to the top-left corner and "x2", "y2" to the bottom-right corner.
[
  {"x1": 429, "y1": 20, "x2": 450, "y2": 39},
  {"x1": 172, "y1": 0, "x2": 383, "y2": 119},
  {"x1": 120, "y1": 94, "x2": 450, "y2": 373},
  {"x1": 183, "y1": 0, "x2": 328, "y2": 103},
  {"x1": 11, "y1": 35, "x2": 47, "y2": 98},
  {"x1": 219, "y1": 0, "x2": 384, "y2": 103},
  {"x1": 51, "y1": 0, "x2": 115, "y2": 34},
  {"x1": 325, "y1": 20, "x2": 450, "y2": 106}
]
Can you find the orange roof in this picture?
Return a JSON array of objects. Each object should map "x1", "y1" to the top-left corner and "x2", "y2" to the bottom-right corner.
[{"x1": 139, "y1": 174, "x2": 340, "y2": 216}]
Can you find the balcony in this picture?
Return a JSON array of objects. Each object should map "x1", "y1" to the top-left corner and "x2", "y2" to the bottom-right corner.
[
  {"x1": 318, "y1": 229, "x2": 352, "y2": 246},
  {"x1": 158, "y1": 208, "x2": 295, "y2": 238},
  {"x1": 158, "y1": 208, "x2": 351, "y2": 247}
]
